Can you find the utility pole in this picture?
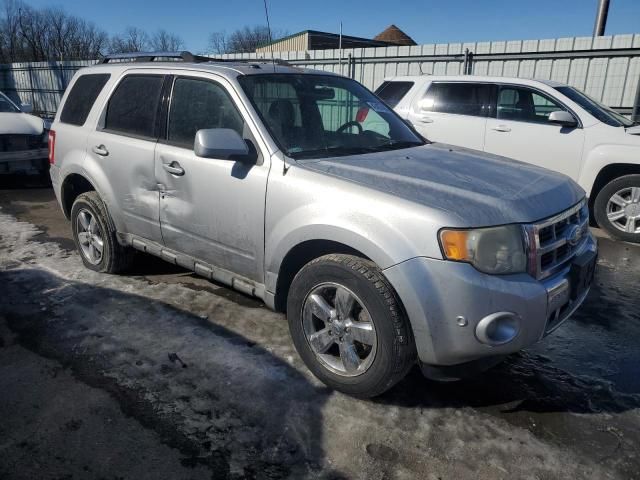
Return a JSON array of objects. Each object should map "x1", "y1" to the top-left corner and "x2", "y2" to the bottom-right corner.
[{"x1": 593, "y1": 0, "x2": 610, "y2": 37}]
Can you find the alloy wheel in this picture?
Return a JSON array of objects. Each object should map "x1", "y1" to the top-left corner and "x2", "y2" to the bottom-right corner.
[
  {"x1": 76, "y1": 208, "x2": 104, "y2": 265},
  {"x1": 606, "y1": 186, "x2": 640, "y2": 234},
  {"x1": 302, "y1": 282, "x2": 377, "y2": 377}
]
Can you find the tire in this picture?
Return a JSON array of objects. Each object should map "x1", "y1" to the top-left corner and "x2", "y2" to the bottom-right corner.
[
  {"x1": 70, "y1": 191, "x2": 134, "y2": 273},
  {"x1": 287, "y1": 254, "x2": 416, "y2": 398},
  {"x1": 594, "y1": 174, "x2": 640, "y2": 243}
]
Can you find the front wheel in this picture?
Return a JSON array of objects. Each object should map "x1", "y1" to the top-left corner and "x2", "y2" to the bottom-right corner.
[
  {"x1": 594, "y1": 174, "x2": 640, "y2": 243},
  {"x1": 287, "y1": 254, "x2": 416, "y2": 398}
]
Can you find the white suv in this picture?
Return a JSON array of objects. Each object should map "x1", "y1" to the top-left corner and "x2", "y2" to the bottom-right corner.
[{"x1": 377, "y1": 75, "x2": 640, "y2": 243}]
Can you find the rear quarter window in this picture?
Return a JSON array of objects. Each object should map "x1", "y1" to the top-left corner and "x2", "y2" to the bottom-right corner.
[
  {"x1": 60, "y1": 73, "x2": 111, "y2": 126},
  {"x1": 104, "y1": 75, "x2": 164, "y2": 139},
  {"x1": 375, "y1": 81, "x2": 414, "y2": 108}
]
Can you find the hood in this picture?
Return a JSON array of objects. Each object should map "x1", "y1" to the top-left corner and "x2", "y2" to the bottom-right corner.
[
  {"x1": 299, "y1": 143, "x2": 585, "y2": 227},
  {"x1": 0, "y1": 112, "x2": 44, "y2": 135}
]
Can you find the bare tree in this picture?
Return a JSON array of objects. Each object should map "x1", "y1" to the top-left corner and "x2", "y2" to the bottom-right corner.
[
  {"x1": 149, "y1": 29, "x2": 184, "y2": 51},
  {"x1": 0, "y1": 0, "x2": 109, "y2": 62},
  {"x1": 109, "y1": 26, "x2": 149, "y2": 53},
  {"x1": 0, "y1": 2, "x2": 185, "y2": 62},
  {"x1": 208, "y1": 31, "x2": 229, "y2": 55},
  {"x1": 208, "y1": 25, "x2": 288, "y2": 54}
]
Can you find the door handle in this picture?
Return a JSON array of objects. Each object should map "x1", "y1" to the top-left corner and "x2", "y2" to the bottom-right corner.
[
  {"x1": 491, "y1": 125, "x2": 511, "y2": 132},
  {"x1": 418, "y1": 115, "x2": 434, "y2": 123},
  {"x1": 163, "y1": 162, "x2": 185, "y2": 176},
  {"x1": 92, "y1": 144, "x2": 109, "y2": 156}
]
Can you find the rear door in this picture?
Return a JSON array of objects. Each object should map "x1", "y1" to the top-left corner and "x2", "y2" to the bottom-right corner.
[
  {"x1": 407, "y1": 82, "x2": 493, "y2": 150},
  {"x1": 86, "y1": 73, "x2": 165, "y2": 242},
  {"x1": 154, "y1": 74, "x2": 269, "y2": 283},
  {"x1": 484, "y1": 84, "x2": 585, "y2": 179}
]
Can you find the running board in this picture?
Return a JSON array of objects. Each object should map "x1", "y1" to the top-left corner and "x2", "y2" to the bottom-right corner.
[{"x1": 120, "y1": 233, "x2": 267, "y2": 302}]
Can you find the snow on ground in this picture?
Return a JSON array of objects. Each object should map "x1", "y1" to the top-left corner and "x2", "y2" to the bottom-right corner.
[{"x1": 1, "y1": 207, "x2": 637, "y2": 479}]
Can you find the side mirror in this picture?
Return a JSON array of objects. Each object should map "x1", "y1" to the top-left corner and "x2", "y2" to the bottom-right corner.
[
  {"x1": 20, "y1": 103, "x2": 33, "y2": 114},
  {"x1": 548, "y1": 110, "x2": 577, "y2": 127},
  {"x1": 194, "y1": 128, "x2": 252, "y2": 162}
]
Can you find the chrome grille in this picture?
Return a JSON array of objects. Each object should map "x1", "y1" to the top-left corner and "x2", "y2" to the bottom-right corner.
[{"x1": 527, "y1": 200, "x2": 589, "y2": 280}]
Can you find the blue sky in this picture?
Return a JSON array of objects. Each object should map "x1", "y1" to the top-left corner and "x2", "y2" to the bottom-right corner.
[{"x1": 26, "y1": 0, "x2": 640, "y2": 53}]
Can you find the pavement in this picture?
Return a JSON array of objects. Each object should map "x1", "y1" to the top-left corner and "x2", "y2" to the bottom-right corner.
[{"x1": 0, "y1": 177, "x2": 639, "y2": 480}]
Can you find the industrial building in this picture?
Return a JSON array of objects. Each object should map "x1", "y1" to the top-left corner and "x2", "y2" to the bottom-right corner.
[{"x1": 256, "y1": 25, "x2": 416, "y2": 53}]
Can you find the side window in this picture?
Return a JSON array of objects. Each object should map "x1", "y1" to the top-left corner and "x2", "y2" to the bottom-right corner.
[
  {"x1": 420, "y1": 83, "x2": 491, "y2": 117},
  {"x1": 60, "y1": 74, "x2": 110, "y2": 126},
  {"x1": 167, "y1": 77, "x2": 245, "y2": 147},
  {"x1": 497, "y1": 86, "x2": 567, "y2": 124},
  {"x1": 104, "y1": 75, "x2": 164, "y2": 138},
  {"x1": 375, "y1": 81, "x2": 414, "y2": 108}
]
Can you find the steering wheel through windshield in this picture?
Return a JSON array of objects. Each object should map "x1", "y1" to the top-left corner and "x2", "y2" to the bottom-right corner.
[{"x1": 336, "y1": 120, "x2": 363, "y2": 134}]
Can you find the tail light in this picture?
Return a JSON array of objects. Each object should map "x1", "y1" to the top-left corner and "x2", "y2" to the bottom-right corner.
[{"x1": 48, "y1": 130, "x2": 56, "y2": 165}]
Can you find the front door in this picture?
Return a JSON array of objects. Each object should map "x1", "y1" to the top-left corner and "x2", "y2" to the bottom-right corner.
[
  {"x1": 484, "y1": 85, "x2": 585, "y2": 180},
  {"x1": 407, "y1": 82, "x2": 493, "y2": 151},
  {"x1": 86, "y1": 73, "x2": 165, "y2": 242},
  {"x1": 155, "y1": 75, "x2": 268, "y2": 282}
]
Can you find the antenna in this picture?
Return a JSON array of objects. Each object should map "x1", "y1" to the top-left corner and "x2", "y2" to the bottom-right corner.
[
  {"x1": 262, "y1": 0, "x2": 276, "y2": 72},
  {"x1": 338, "y1": 22, "x2": 343, "y2": 76}
]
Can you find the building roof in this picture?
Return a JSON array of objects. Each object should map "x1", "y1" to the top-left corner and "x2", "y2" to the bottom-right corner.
[
  {"x1": 258, "y1": 29, "x2": 391, "y2": 51},
  {"x1": 373, "y1": 25, "x2": 416, "y2": 46}
]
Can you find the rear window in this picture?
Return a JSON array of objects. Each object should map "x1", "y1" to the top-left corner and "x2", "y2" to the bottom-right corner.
[
  {"x1": 421, "y1": 82, "x2": 493, "y2": 117},
  {"x1": 104, "y1": 75, "x2": 164, "y2": 138},
  {"x1": 60, "y1": 74, "x2": 110, "y2": 126},
  {"x1": 375, "y1": 81, "x2": 414, "y2": 108}
]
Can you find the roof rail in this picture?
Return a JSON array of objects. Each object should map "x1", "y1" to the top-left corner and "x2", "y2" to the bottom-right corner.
[
  {"x1": 97, "y1": 51, "x2": 219, "y2": 64},
  {"x1": 96, "y1": 50, "x2": 295, "y2": 68}
]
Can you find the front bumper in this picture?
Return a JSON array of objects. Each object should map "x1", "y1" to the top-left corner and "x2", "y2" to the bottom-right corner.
[{"x1": 383, "y1": 233, "x2": 597, "y2": 366}]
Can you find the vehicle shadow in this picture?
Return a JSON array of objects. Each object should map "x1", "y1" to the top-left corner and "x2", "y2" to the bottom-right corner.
[
  {"x1": 0, "y1": 267, "x2": 343, "y2": 479},
  {"x1": 0, "y1": 172, "x2": 51, "y2": 189}
]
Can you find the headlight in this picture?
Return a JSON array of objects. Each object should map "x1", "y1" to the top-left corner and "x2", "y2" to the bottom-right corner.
[{"x1": 439, "y1": 225, "x2": 527, "y2": 274}]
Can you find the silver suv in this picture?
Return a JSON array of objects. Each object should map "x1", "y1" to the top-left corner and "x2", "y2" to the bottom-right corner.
[{"x1": 49, "y1": 52, "x2": 597, "y2": 397}]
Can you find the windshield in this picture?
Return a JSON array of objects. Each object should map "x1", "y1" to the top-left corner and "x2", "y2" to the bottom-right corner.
[
  {"x1": 0, "y1": 92, "x2": 19, "y2": 113},
  {"x1": 238, "y1": 74, "x2": 425, "y2": 160},
  {"x1": 555, "y1": 86, "x2": 634, "y2": 127}
]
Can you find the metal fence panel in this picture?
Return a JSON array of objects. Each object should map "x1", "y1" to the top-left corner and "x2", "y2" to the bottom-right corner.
[{"x1": 1, "y1": 34, "x2": 639, "y2": 117}]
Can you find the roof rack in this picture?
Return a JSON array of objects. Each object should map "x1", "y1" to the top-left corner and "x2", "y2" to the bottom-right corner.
[
  {"x1": 97, "y1": 50, "x2": 293, "y2": 66},
  {"x1": 98, "y1": 51, "x2": 224, "y2": 64}
]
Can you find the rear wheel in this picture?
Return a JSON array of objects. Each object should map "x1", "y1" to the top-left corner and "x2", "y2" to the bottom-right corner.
[
  {"x1": 287, "y1": 254, "x2": 416, "y2": 398},
  {"x1": 594, "y1": 174, "x2": 640, "y2": 243},
  {"x1": 70, "y1": 191, "x2": 134, "y2": 273}
]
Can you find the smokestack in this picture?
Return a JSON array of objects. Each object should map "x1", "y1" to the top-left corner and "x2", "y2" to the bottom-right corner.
[{"x1": 593, "y1": 0, "x2": 610, "y2": 37}]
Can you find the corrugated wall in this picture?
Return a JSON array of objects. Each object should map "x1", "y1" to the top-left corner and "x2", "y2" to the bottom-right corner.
[
  {"x1": 256, "y1": 32, "x2": 308, "y2": 53},
  {"x1": 1, "y1": 34, "x2": 639, "y2": 117},
  {"x1": 0, "y1": 60, "x2": 96, "y2": 116},
  {"x1": 230, "y1": 33, "x2": 640, "y2": 113}
]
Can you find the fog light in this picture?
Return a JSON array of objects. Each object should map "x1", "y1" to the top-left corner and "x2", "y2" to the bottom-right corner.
[{"x1": 475, "y1": 312, "x2": 521, "y2": 346}]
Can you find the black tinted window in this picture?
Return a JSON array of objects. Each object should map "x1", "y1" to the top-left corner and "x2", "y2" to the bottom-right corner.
[
  {"x1": 167, "y1": 78, "x2": 244, "y2": 147},
  {"x1": 105, "y1": 75, "x2": 164, "y2": 138},
  {"x1": 421, "y1": 83, "x2": 492, "y2": 117},
  {"x1": 497, "y1": 86, "x2": 566, "y2": 124},
  {"x1": 60, "y1": 74, "x2": 110, "y2": 126},
  {"x1": 375, "y1": 81, "x2": 414, "y2": 107}
]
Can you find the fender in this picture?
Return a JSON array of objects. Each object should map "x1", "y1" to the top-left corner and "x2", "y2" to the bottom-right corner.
[
  {"x1": 59, "y1": 155, "x2": 125, "y2": 233},
  {"x1": 579, "y1": 143, "x2": 640, "y2": 197},
  {"x1": 264, "y1": 184, "x2": 446, "y2": 295}
]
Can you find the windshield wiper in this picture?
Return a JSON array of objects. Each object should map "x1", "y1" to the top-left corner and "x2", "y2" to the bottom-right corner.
[
  {"x1": 290, "y1": 141, "x2": 423, "y2": 160},
  {"x1": 373, "y1": 140, "x2": 423, "y2": 150}
]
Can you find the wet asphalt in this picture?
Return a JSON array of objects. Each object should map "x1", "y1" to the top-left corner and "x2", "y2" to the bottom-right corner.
[{"x1": 0, "y1": 175, "x2": 639, "y2": 479}]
